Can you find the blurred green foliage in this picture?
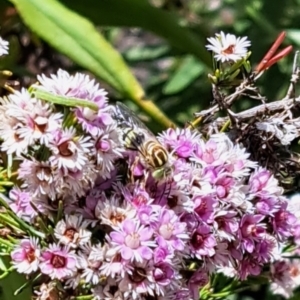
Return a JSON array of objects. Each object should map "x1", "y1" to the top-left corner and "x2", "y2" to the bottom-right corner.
[{"x1": 1, "y1": 0, "x2": 300, "y2": 299}]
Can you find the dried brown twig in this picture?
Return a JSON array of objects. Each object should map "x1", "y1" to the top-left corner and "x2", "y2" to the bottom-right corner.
[
  {"x1": 195, "y1": 51, "x2": 300, "y2": 192},
  {"x1": 199, "y1": 51, "x2": 300, "y2": 128}
]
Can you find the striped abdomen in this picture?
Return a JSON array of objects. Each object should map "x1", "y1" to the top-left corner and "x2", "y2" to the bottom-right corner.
[{"x1": 143, "y1": 140, "x2": 169, "y2": 168}]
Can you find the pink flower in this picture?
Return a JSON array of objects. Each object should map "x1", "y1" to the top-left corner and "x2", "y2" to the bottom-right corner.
[
  {"x1": 255, "y1": 195, "x2": 281, "y2": 216},
  {"x1": 190, "y1": 224, "x2": 217, "y2": 258},
  {"x1": 40, "y1": 244, "x2": 77, "y2": 279},
  {"x1": 137, "y1": 205, "x2": 158, "y2": 226},
  {"x1": 194, "y1": 195, "x2": 216, "y2": 224},
  {"x1": 239, "y1": 257, "x2": 262, "y2": 280},
  {"x1": 8, "y1": 187, "x2": 37, "y2": 221},
  {"x1": 214, "y1": 210, "x2": 239, "y2": 241},
  {"x1": 196, "y1": 140, "x2": 219, "y2": 164},
  {"x1": 77, "y1": 244, "x2": 106, "y2": 285},
  {"x1": 155, "y1": 208, "x2": 188, "y2": 253},
  {"x1": 253, "y1": 234, "x2": 278, "y2": 263},
  {"x1": 18, "y1": 159, "x2": 56, "y2": 199},
  {"x1": 188, "y1": 268, "x2": 209, "y2": 300},
  {"x1": 249, "y1": 168, "x2": 283, "y2": 196},
  {"x1": 158, "y1": 128, "x2": 201, "y2": 159},
  {"x1": 11, "y1": 238, "x2": 41, "y2": 274},
  {"x1": 101, "y1": 252, "x2": 131, "y2": 279},
  {"x1": 153, "y1": 246, "x2": 173, "y2": 264},
  {"x1": 54, "y1": 215, "x2": 91, "y2": 248},
  {"x1": 108, "y1": 219, "x2": 155, "y2": 262},
  {"x1": 152, "y1": 261, "x2": 176, "y2": 292},
  {"x1": 214, "y1": 175, "x2": 235, "y2": 199},
  {"x1": 271, "y1": 201, "x2": 297, "y2": 240},
  {"x1": 239, "y1": 214, "x2": 266, "y2": 253}
]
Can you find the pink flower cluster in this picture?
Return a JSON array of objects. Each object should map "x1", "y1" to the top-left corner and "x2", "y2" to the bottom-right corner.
[{"x1": 2, "y1": 70, "x2": 298, "y2": 299}]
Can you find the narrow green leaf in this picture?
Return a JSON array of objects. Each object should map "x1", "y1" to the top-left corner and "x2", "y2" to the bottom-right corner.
[
  {"x1": 61, "y1": 0, "x2": 212, "y2": 68},
  {"x1": 163, "y1": 56, "x2": 204, "y2": 95},
  {"x1": 9, "y1": 0, "x2": 174, "y2": 129},
  {"x1": 14, "y1": 274, "x2": 42, "y2": 296},
  {"x1": 245, "y1": 5, "x2": 276, "y2": 36},
  {"x1": 31, "y1": 87, "x2": 98, "y2": 111},
  {"x1": 0, "y1": 257, "x2": 7, "y2": 272}
]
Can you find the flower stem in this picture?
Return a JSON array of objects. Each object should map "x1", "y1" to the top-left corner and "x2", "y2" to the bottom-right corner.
[
  {"x1": 55, "y1": 200, "x2": 64, "y2": 224},
  {"x1": 0, "y1": 266, "x2": 14, "y2": 279},
  {"x1": 72, "y1": 295, "x2": 94, "y2": 300},
  {"x1": 14, "y1": 273, "x2": 42, "y2": 295},
  {"x1": 210, "y1": 286, "x2": 250, "y2": 297},
  {"x1": 220, "y1": 120, "x2": 231, "y2": 132},
  {"x1": 187, "y1": 115, "x2": 203, "y2": 129},
  {"x1": 132, "y1": 98, "x2": 175, "y2": 129}
]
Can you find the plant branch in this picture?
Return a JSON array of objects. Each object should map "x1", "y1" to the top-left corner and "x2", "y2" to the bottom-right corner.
[{"x1": 209, "y1": 96, "x2": 300, "y2": 127}]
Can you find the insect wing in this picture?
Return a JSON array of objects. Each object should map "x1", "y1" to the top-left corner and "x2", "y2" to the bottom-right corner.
[{"x1": 115, "y1": 102, "x2": 157, "y2": 139}]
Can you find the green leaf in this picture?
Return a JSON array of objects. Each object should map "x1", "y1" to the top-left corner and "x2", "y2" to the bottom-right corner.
[
  {"x1": 31, "y1": 87, "x2": 98, "y2": 111},
  {"x1": 9, "y1": 0, "x2": 143, "y2": 100},
  {"x1": 0, "y1": 258, "x2": 31, "y2": 300},
  {"x1": 61, "y1": 0, "x2": 212, "y2": 68},
  {"x1": 287, "y1": 29, "x2": 300, "y2": 46},
  {"x1": 163, "y1": 56, "x2": 205, "y2": 95},
  {"x1": 124, "y1": 45, "x2": 170, "y2": 62},
  {"x1": 290, "y1": 292, "x2": 300, "y2": 300},
  {"x1": 8, "y1": 0, "x2": 174, "y2": 129}
]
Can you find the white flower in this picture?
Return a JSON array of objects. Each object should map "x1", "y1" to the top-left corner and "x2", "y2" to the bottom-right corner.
[
  {"x1": 95, "y1": 194, "x2": 136, "y2": 227},
  {"x1": 0, "y1": 89, "x2": 34, "y2": 155},
  {"x1": 0, "y1": 122, "x2": 30, "y2": 156},
  {"x1": 54, "y1": 215, "x2": 91, "y2": 248},
  {"x1": 16, "y1": 98, "x2": 63, "y2": 147},
  {"x1": 0, "y1": 89, "x2": 63, "y2": 155},
  {"x1": 0, "y1": 37, "x2": 9, "y2": 56},
  {"x1": 18, "y1": 159, "x2": 56, "y2": 198},
  {"x1": 92, "y1": 278, "x2": 125, "y2": 300},
  {"x1": 256, "y1": 118, "x2": 298, "y2": 145},
  {"x1": 65, "y1": 273, "x2": 81, "y2": 289},
  {"x1": 288, "y1": 193, "x2": 300, "y2": 219},
  {"x1": 217, "y1": 264, "x2": 238, "y2": 278},
  {"x1": 92, "y1": 125, "x2": 124, "y2": 179},
  {"x1": 206, "y1": 31, "x2": 251, "y2": 62},
  {"x1": 77, "y1": 243, "x2": 106, "y2": 285},
  {"x1": 37, "y1": 69, "x2": 107, "y2": 101},
  {"x1": 35, "y1": 282, "x2": 59, "y2": 300},
  {"x1": 48, "y1": 127, "x2": 93, "y2": 171},
  {"x1": 53, "y1": 160, "x2": 97, "y2": 197},
  {"x1": 270, "y1": 259, "x2": 300, "y2": 298}
]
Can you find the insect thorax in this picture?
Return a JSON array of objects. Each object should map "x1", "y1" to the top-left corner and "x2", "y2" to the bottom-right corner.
[{"x1": 122, "y1": 128, "x2": 145, "y2": 149}]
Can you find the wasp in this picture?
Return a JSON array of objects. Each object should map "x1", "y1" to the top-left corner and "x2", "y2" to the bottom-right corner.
[{"x1": 113, "y1": 102, "x2": 173, "y2": 181}]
